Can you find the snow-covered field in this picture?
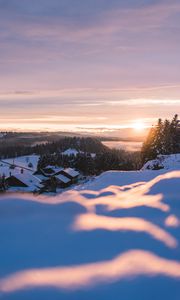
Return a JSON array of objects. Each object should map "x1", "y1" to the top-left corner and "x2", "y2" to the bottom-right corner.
[
  {"x1": 0, "y1": 166, "x2": 180, "y2": 299},
  {"x1": 1, "y1": 155, "x2": 40, "y2": 172}
]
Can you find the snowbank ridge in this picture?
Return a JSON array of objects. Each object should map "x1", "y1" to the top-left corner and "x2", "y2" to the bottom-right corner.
[{"x1": 0, "y1": 170, "x2": 180, "y2": 299}]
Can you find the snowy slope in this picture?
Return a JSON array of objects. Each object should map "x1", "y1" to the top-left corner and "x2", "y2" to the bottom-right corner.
[
  {"x1": 77, "y1": 170, "x2": 163, "y2": 191},
  {"x1": 1, "y1": 155, "x2": 40, "y2": 172},
  {"x1": 0, "y1": 170, "x2": 180, "y2": 299},
  {"x1": 80, "y1": 153, "x2": 180, "y2": 191}
]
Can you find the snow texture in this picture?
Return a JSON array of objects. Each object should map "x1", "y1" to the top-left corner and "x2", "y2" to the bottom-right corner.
[
  {"x1": 0, "y1": 168, "x2": 180, "y2": 299},
  {"x1": 142, "y1": 154, "x2": 180, "y2": 170}
]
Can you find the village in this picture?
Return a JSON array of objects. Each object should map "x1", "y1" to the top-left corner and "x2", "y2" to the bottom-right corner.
[{"x1": 0, "y1": 153, "x2": 81, "y2": 193}]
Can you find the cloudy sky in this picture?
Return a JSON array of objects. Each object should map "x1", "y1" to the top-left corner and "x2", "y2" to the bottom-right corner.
[{"x1": 0, "y1": 0, "x2": 180, "y2": 133}]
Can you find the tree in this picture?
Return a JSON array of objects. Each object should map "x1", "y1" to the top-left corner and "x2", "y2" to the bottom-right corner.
[
  {"x1": 170, "y1": 114, "x2": 180, "y2": 153},
  {"x1": 141, "y1": 126, "x2": 157, "y2": 162},
  {"x1": 141, "y1": 115, "x2": 180, "y2": 163}
]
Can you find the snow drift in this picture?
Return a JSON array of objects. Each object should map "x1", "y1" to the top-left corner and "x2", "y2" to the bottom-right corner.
[
  {"x1": 0, "y1": 170, "x2": 180, "y2": 299},
  {"x1": 142, "y1": 153, "x2": 180, "y2": 170}
]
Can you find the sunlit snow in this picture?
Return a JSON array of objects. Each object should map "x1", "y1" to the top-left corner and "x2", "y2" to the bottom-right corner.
[{"x1": 0, "y1": 167, "x2": 180, "y2": 299}]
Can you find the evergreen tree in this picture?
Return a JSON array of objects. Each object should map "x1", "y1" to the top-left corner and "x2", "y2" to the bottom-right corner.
[
  {"x1": 162, "y1": 119, "x2": 171, "y2": 154},
  {"x1": 170, "y1": 114, "x2": 179, "y2": 153},
  {"x1": 141, "y1": 126, "x2": 157, "y2": 162},
  {"x1": 141, "y1": 115, "x2": 180, "y2": 163}
]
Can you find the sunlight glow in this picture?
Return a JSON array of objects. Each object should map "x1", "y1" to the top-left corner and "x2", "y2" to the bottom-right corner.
[
  {"x1": 1, "y1": 250, "x2": 180, "y2": 292},
  {"x1": 132, "y1": 121, "x2": 146, "y2": 131}
]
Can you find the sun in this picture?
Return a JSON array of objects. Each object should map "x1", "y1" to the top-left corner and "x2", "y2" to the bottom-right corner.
[{"x1": 132, "y1": 121, "x2": 145, "y2": 131}]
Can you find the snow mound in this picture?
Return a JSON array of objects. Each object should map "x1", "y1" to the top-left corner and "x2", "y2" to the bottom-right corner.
[
  {"x1": 78, "y1": 169, "x2": 169, "y2": 191},
  {"x1": 142, "y1": 154, "x2": 180, "y2": 171},
  {"x1": 0, "y1": 170, "x2": 180, "y2": 299}
]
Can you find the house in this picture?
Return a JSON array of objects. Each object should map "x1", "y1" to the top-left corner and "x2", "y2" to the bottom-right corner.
[
  {"x1": 42, "y1": 174, "x2": 71, "y2": 190},
  {"x1": 60, "y1": 168, "x2": 80, "y2": 184},
  {"x1": 5, "y1": 173, "x2": 42, "y2": 191},
  {"x1": 55, "y1": 174, "x2": 71, "y2": 188},
  {"x1": 6, "y1": 175, "x2": 28, "y2": 187},
  {"x1": 37, "y1": 165, "x2": 63, "y2": 177}
]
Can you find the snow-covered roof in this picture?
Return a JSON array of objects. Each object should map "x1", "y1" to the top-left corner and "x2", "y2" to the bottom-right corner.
[
  {"x1": 63, "y1": 168, "x2": 79, "y2": 178},
  {"x1": 7, "y1": 173, "x2": 42, "y2": 189},
  {"x1": 0, "y1": 164, "x2": 12, "y2": 177},
  {"x1": 43, "y1": 165, "x2": 63, "y2": 174},
  {"x1": 0, "y1": 162, "x2": 42, "y2": 188},
  {"x1": 62, "y1": 148, "x2": 79, "y2": 156},
  {"x1": 55, "y1": 174, "x2": 71, "y2": 184}
]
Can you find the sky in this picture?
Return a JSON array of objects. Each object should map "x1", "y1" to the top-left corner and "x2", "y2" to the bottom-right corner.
[{"x1": 0, "y1": 0, "x2": 180, "y2": 135}]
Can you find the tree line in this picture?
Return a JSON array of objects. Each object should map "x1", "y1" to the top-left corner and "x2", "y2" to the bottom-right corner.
[
  {"x1": 0, "y1": 137, "x2": 107, "y2": 159},
  {"x1": 37, "y1": 149, "x2": 140, "y2": 176},
  {"x1": 141, "y1": 114, "x2": 180, "y2": 163}
]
